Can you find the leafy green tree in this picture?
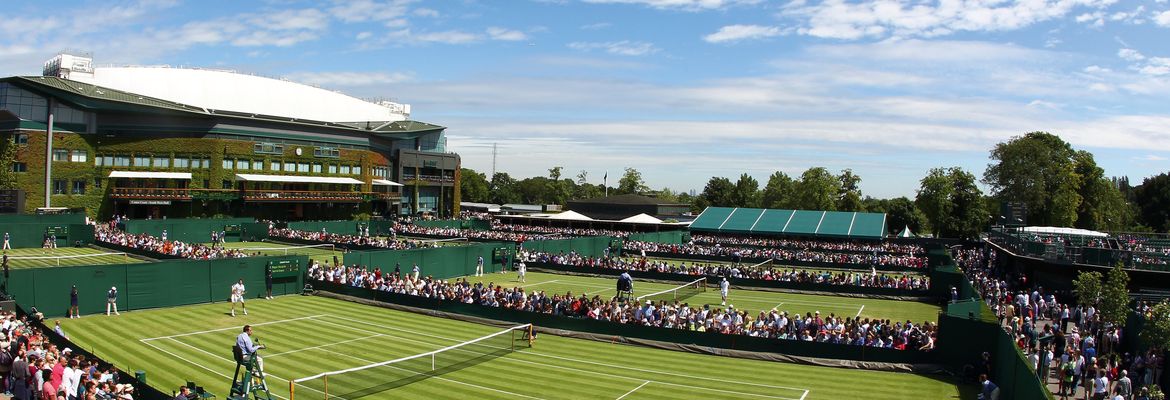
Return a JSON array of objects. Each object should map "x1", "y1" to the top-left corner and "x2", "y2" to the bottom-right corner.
[
  {"x1": 489, "y1": 172, "x2": 520, "y2": 205},
  {"x1": 871, "y1": 196, "x2": 927, "y2": 235},
  {"x1": 837, "y1": 169, "x2": 863, "y2": 211},
  {"x1": 1134, "y1": 173, "x2": 1170, "y2": 232},
  {"x1": 700, "y1": 177, "x2": 735, "y2": 207},
  {"x1": 793, "y1": 167, "x2": 840, "y2": 211},
  {"x1": 573, "y1": 170, "x2": 602, "y2": 200},
  {"x1": 1099, "y1": 262, "x2": 1131, "y2": 329},
  {"x1": 618, "y1": 167, "x2": 649, "y2": 194},
  {"x1": 1072, "y1": 270, "x2": 1104, "y2": 308},
  {"x1": 459, "y1": 168, "x2": 490, "y2": 203},
  {"x1": 760, "y1": 171, "x2": 795, "y2": 209},
  {"x1": 1140, "y1": 300, "x2": 1170, "y2": 351},
  {"x1": 916, "y1": 167, "x2": 987, "y2": 238},
  {"x1": 731, "y1": 173, "x2": 761, "y2": 208},
  {"x1": 656, "y1": 187, "x2": 680, "y2": 204}
]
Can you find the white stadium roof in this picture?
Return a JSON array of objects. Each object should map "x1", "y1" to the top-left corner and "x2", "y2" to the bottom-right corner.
[{"x1": 68, "y1": 66, "x2": 410, "y2": 123}]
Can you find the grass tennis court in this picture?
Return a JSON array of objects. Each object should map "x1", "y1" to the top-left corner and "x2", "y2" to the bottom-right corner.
[
  {"x1": 61, "y1": 295, "x2": 968, "y2": 400},
  {"x1": 1, "y1": 247, "x2": 143, "y2": 268},
  {"x1": 214, "y1": 242, "x2": 346, "y2": 265},
  {"x1": 454, "y1": 271, "x2": 942, "y2": 323}
]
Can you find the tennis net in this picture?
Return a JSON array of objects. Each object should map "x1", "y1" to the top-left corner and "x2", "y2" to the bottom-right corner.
[
  {"x1": 7, "y1": 252, "x2": 129, "y2": 267},
  {"x1": 744, "y1": 258, "x2": 773, "y2": 270},
  {"x1": 635, "y1": 278, "x2": 706, "y2": 303},
  {"x1": 241, "y1": 243, "x2": 336, "y2": 256},
  {"x1": 289, "y1": 323, "x2": 533, "y2": 400}
]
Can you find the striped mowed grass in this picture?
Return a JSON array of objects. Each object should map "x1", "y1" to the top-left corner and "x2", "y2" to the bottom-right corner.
[
  {"x1": 452, "y1": 271, "x2": 942, "y2": 323},
  {"x1": 1, "y1": 247, "x2": 143, "y2": 268},
  {"x1": 61, "y1": 295, "x2": 969, "y2": 400},
  {"x1": 214, "y1": 242, "x2": 345, "y2": 265}
]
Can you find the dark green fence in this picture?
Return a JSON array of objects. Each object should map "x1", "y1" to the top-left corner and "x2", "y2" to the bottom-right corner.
[
  {"x1": 521, "y1": 236, "x2": 620, "y2": 257},
  {"x1": 6, "y1": 255, "x2": 307, "y2": 317},
  {"x1": 119, "y1": 218, "x2": 255, "y2": 244},
  {"x1": 413, "y1": 219, "x2": 491, "y2": 230},
  {"x1": 627, "y1": 231, "x2": 690, "y2": 245},
  {"x1": 0, "y1": 221, "x2": 93, "y2": 249},
  {"x1": 345, "y1": 242, "x2": 517, "y2": 280}
]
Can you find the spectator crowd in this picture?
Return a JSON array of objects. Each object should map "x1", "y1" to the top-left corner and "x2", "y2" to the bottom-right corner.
[
  {"x1": 307, "y1": 260, "x2": 937, "y2": 352},
  {"x1": 94, "y1": 224, "x2": 246, "y2": 260},
  {"x1": 690, "y1": 234, "x2": 925, "y2": 255},
  {"x1": 0, "y1": 310, "x2": 138, "y2": 400},
  {"x1": 266, "y1": 228, "x2": 438, "y2": 250},
  {"x1": 521, "y1": 250, "x2": 930, "y2": 291},
  {"x1": 623, "y1": 241, "x2": 927, "y2": 269}
]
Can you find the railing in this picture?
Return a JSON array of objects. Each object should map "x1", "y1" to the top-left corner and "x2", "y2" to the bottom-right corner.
[
  {"x1": 110, "y1": 187, "x2": 192, "y2": 199},
  {"x1": 988, "y1": 228, "x2": 1170, "y2": 271},
  {"x1": 242, "y1": 189, "x2": 364, "y2": 202},
  {"x1": 400, "y1": 174, "x2": 455, "y2": 183}
]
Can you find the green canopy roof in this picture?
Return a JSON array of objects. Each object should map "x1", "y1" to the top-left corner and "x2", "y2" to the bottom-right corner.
[{"x1": 689, "y1": 207, "x2": 888, "y2": 240}]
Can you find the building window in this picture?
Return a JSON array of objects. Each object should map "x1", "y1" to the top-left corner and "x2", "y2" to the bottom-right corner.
[
  {"x1": 253, "y1": 143, "x2": 284, "y2": 155},
  {"x1": 297, "y1": 163, "x2": 309, "y2": 173},
  {"x1": 94, "y1": 177, "x2": 102, "y2": 189},
  {"x1": 313, "y1": 147, "x2": 340, "y2": 158},
  {"x1": 339, "y1": 165, "x2": 351, "y2": 175},
  {"x1": 52, "y1": 180, "x2": 66, "y2": 195},
  {"x1": 270, "y1": 161, "x2": 280, "y2": 171},
  {"x1": 52, "y1": 149, "x2": 69, "y2": 162},
  {"x1": 113, "y1": 156, "x2": 130, "y2": 167},
  {"x1": 352, "y1": 166, "x2": 361, "y2": 175},
  {"x1": 71, "y1": 150, "x2": 87, "y2": 163},
  {"x1": 71, "y1": 180, "x2": 85, "y2": 195},
  {"x1": 133, "y1": 156, "x2": 150, "y2": 167},
  {"x1": 328, "y1": 164, "x2": 337, "y2": 174},
  {"x1": 312, "y1": 163, "x2": 322, "y2": 173},
  {"x1": 236, "y1": 159, "x2": 249, "y2": 170},
  {"x1": 94, "y1": 157, "x2": 102, "y2": 167},
  {"x1": 153, "y1": 157, "x2": 169, "y2": 168},
  {"x1": 222, "y1": 180, "x2": 233, "y2": 189},
  {"x1": 252, "y1": 160, "x2": 263, "y2": 170},
  {"x1": 173, "y1": 158, "x2": 189, "y2": 168},
  {"x1": 222, "y1": 159, "x2": 233, "y2": 169},
  {"x1": 14, "y1": 134, "x2": 28, "y2": 145},
  {"x1": 12, "y1": 162, "x2": 26, "y2": 172},
  {"x1": 284, "y1": 162, "x2": 295, "y2": 172}
]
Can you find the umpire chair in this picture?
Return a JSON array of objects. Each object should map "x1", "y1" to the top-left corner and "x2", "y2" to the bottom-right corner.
[
  {"x1": 229, "y1": 345, "x2": 273, "y2": 400},
  {"x1": 615, "y1": 275, "x2": 633, "y2": 302}
]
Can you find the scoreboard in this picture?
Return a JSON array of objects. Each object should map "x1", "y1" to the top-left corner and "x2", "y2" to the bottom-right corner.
[{"x1": 268, "y1": 259, "x2": 301, "y2": 278}]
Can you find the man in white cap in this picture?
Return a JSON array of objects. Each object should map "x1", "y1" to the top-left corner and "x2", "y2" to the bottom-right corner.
[{"x1": 106, "y1": 286, "x2": 119, "y2": 316}]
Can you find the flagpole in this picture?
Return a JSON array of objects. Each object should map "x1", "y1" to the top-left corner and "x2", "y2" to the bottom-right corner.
[{"x1": 604, "y1": 171, "x2": 608, "y2": 197}]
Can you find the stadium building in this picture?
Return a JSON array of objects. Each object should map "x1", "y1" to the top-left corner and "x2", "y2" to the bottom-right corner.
[{"x1": 0, "y1": 53, "x2": 460, "y2": 219}]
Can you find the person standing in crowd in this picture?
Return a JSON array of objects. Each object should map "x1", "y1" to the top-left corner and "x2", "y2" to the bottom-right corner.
[
  {"x1": 475, "y1": 255, "x2": 484, "y2": 277},
  {"x1": 105, "y1": 287, "x2": 119, "y2": 316},
  {"x1": 411, "y1": 264, "x2": 420, "y2": 281},
  {"x1": 231, "y1": 279, "x2": 247, "y2": 317},
  {"x1": 68, "y1": 285, "x2": 79, "y2": 319},
  {"x1": 160, "y1": 229, "x2": 167, "y2": 242},
  {"x1": 977, "y1": 374, "x2": 999, "y2": 400}
]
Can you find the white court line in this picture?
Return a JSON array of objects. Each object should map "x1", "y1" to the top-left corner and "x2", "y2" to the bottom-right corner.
[
  {"x1": 316, "y1": 316, "x2": 799, "y2": 399},
  {"x1": 141, "y1": 315, "x2": 326, "y2": 341},
  {"x1": 774, "y1": 302, "x2": 784, "y2": 310},
  {"x1": 265, "y1": 333, "x2": 385, "y2": 358},
  {"x1": 322, "y1": 314, "x2": 809, "y2": 396},
  {"x1": 519, "y1": 279, "x2": 560, "y2": 288},
  {"x1": 616, "y1": 381, "x2": 651, "y2": 400},
  {"x1": 856, "y1": 305, "x2": 865, "y2": 318}
]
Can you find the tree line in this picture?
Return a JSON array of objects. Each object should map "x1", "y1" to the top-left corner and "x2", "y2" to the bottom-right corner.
[{"x1": 461, "y1": 131, "x2": 1166, "y2": 238}]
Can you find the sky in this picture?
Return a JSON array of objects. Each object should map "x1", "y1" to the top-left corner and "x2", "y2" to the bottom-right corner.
[{"x1": 2, "y1": 0, "x2": 1169, "y2": 199}]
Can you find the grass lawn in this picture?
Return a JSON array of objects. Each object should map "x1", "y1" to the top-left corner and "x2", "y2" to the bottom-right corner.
[
  {"x1": 214, "y1": 242, "x2": 346, "y2": 265},
  {"x1": 61, "y1": 295, "x2": 969, "y2": 400},
  {"x1": 2, "y1": 247, "x2": 145, "y2": 268},
  {"x1": 453, "y1": 271, "x2": 942, "y2": 323}
]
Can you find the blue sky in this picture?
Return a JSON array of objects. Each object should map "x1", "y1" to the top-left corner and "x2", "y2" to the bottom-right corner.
[{"x1": 2, "y1": 0, "x2": 1169, "y2": 198}]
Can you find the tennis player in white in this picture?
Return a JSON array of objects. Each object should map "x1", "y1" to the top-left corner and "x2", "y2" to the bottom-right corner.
[
  {"x1": 231, "y1": 278, "x2": 248, "y2": 317},
  {"x1": 720, "y1": 277, "x2": 730, "y2": 306},
  {"x1": 517, "y1": 259, "x2": 526, "y2": 283},
  {"x1": 475, "y1": 255, "x2": 484, "y2": 277}
]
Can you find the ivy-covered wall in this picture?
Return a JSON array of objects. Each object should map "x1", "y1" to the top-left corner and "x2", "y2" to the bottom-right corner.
[{"x1": 3, "y1": 129, "x2": 396, "y2": 219}]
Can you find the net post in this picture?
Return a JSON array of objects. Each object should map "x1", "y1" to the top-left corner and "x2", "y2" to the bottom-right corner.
[
  {"x1": 432, "y1": 353, "x2": 436, "y2": 371},
  {"x1": 324, "y1": 374, "x2": 329, "y2": 400},
  {"x1": 288, "y1": 380, "x2": 294, "y2": 400}
]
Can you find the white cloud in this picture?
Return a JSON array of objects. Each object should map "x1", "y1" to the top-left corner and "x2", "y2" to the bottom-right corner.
[
  {"x1": 413, "y1": 8, "x2": 440, "y2": 18},
  {"x1": 1084, "y1": 65, "x2": 1111, "y2": 73},
  {"x1": 249, "y1": 8, "x2": 330, "y2": 31},
  {"x1": 703, "y1": 24, "x2": 786, "y2": 43},
  {"x1": 327, "y1": 0, "x2": 411, "y2": 24},
  {"x1": 486, "y1": 27, "x2": 528, "y2": 41},
  {"x1": 580, "y1": 22, "x2": 612, "y2": 30},
  {"x1": 395, "y1": 29, "x2": 481, "y2": 44},
  {"x1": 1140, "y1": 57, "x2": 1170, "y2": 76},
  {"x1": 782, "y1": 0, "x2": 1119, "y2": 39},
  {"x1": 356, "y1": 31, "x2": 373, "y2": 40},
  {"x1": 581, "y1": 0, "x2": 761, "y2": 11},
  {"x1": 283, "y1": 71, "x2": 413, "y2": 86},
  {"x1": 1135, "y1": 154, "x2": 1168, "y2": 161},
  {"x1": 1155, "y1": 10, "x2": 1170, "y2": 26},
  {"x1": 1119, "y1": 48, "x2": 1145, "y2": 61},
  {"x1": 567, "y1": 41, "x2": 660, "y2": 56}
]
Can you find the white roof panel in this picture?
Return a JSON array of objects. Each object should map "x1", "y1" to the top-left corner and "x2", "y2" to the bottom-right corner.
[
  {"x1": 372, "y1": 179, "x2": 404, "y2": 187},
  {"x1": 108, "y1": 171, "x2": 192, "y2": 179},
  {"x1": 235, "y1": 174, "x2": 363, "y2": 185}
]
